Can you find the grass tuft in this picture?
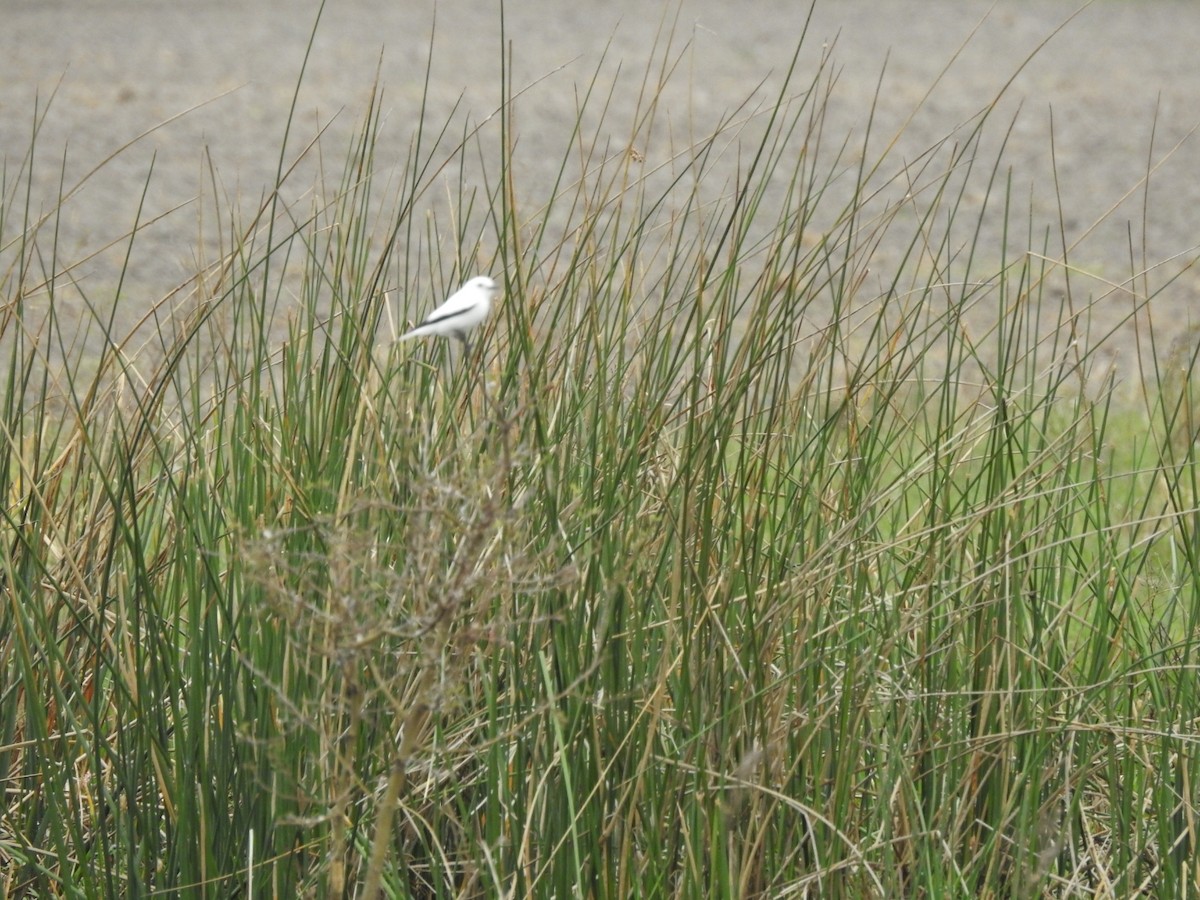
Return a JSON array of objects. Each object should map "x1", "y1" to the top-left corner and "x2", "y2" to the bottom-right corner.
[{"x1": 2, "y1": 7, "x2": 1199, "y2": 898}]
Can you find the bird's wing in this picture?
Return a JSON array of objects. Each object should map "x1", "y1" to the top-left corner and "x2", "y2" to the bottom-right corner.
[{"x1": 422, "y1": 283, "x2": 478, "y2": 322}]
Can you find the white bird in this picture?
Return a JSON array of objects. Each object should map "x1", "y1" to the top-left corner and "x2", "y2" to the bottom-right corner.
[{"x1": 398, "y1": 275, "x2": 500, "y2": 353}]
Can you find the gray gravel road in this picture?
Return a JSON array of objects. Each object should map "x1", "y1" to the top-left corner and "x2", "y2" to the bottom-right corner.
[{"x1": 3, "y1": 0, "x2": 1198, "y2": 378}]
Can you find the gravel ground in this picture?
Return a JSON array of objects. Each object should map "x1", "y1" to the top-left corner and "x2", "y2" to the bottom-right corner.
[{"x1": 3, "y1": 0, "x2": 1198, "y2": 379}]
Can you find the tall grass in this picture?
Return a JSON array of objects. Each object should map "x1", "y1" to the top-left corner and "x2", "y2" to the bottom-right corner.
[{"x1": 2, "y1": 8, "x2": 1199, "y2": 898}]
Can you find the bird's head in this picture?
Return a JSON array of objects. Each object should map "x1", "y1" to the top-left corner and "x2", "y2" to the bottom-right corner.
[{"x1": 467, "y1": 275, "x2": 500, "y2": 301}]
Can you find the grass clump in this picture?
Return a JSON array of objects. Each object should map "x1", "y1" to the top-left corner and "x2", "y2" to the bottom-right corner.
[{"x1": 2, "y1": 7, "x2": 1200, "y2": 898}]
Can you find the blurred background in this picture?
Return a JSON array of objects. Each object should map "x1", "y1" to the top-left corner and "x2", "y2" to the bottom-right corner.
[{"x1": 2, "y1": 0, "x2": 1198, "y2": 370}]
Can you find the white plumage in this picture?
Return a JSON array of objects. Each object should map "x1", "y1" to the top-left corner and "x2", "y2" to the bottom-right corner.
[{"x1": 399, "y1": 275, "x2": 499, "y2": 349}]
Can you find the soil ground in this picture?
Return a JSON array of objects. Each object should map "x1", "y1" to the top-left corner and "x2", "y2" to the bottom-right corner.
[{"x1": 3, "y1": 0, "x2": 1198, "y2": 385}]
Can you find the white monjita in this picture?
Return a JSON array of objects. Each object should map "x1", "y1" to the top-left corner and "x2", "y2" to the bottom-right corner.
[{"x1": 399, "y1": 275, "x2": 499, "y2": 348}]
